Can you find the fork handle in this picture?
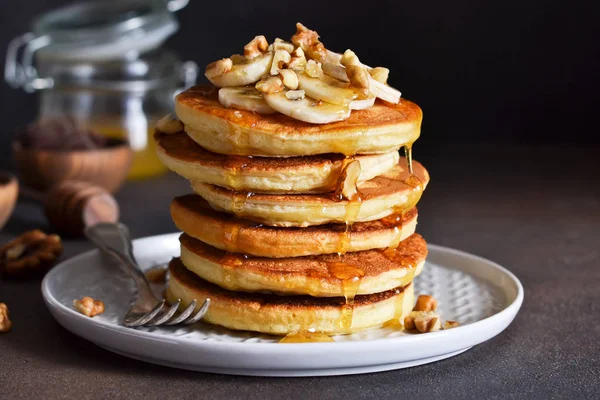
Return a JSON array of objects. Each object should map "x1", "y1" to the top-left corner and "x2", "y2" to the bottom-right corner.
[{"x1": 85, "y1": 223, "x2": 159, "y2": 305}]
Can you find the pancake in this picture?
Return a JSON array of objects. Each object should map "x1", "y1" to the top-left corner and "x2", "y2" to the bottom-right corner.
[
  {"x1": 171, "y1": 195, "x2": 418, "y2": 257},
  {"x1": 175, "y1": 86, "x2": 422, "y2": 157},
  {"x1": 155, "y1": 131, "x2": 400, "y2": 193},
  {"x1": 178, "y1": 233, "x2": 427, "y2": 296},
  {"x1": 191, "y1": 159, "x2": 429, "y2": 227},
  {"x1": 167, "y1": 258, "x2": 415, "y2": 335}
]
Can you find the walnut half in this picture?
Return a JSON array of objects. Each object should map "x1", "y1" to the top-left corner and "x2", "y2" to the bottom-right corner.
[
  {"x1": 0, "y1": 303, "x2": 11, "y2": 333},
  {"x1": 0, "y1": 230, "x2": 62, "y2": 279},
  {"x1": 73, "y1": 297, "x2": 105, "y2": 317},
  {"x1": 413, "y1": 294, "x2": 438, "y2": 312}
]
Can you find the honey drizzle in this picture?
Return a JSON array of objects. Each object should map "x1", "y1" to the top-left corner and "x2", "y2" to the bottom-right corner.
[
  {"x1": 279, "y1": 330, "x2": 334, "y2": 343},
  {"x1": 327, "y1": 157, "x2": 365, "y2": 332},
  {"x1": 379, "y1": 142, "x2": 424, "y2": 326}
]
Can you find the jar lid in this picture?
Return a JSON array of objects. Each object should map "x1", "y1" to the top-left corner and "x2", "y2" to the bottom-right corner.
[
  {"x1": 33, "y1": 0, "x2": 186, "y2": 61},
  {"x1": 5, "y1": 0, "x2": 190, "y2": 91}
]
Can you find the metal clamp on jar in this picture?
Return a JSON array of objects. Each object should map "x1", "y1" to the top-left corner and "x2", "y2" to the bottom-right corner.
[{"x1": 5, "y1": 0, "x2": 198, "y2": 179}]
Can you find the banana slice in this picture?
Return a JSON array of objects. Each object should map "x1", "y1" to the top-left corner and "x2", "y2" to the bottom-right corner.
[
  {"x1": 323, "y1": 50, "x2": 401, "y2": 104},
  {"x1": 264, "y1": 91, "x2": 350, "y2": 124},
  {"x1": 207, "y1": 52, "x2": 274, "y2": 87},
  {"x1": 296, "y1": 72, "x2": 358, "y2": 106},
  {"x1": 218, "y1": 87, "x2": 276, "y2": 114},
  {"x1": 369, "y1": 78, "x2": 402, "y2": 104},
  {"x1": 350, "y1": 96, "x2": 375, "y2": 110}
]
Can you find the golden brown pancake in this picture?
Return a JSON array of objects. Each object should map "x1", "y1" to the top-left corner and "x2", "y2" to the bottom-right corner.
[
  {"x1": 171, "y1": 194, "x2": 418, "y2": 257},
  {"x1": 175, "y1": 85, "x2": 422, "y2": 156},
  {"x1": 191, "y1": 159, "x2": 429, "y2": 227},
  {"x1": 178, "y1": 233, "x2": 427, "y2": 296},
  {"x1": 155, "y1": 131, "x2": 400, "y2": 193},
  {"x1": 167, "y1": 257, "x2": 415, "y2": 335}
]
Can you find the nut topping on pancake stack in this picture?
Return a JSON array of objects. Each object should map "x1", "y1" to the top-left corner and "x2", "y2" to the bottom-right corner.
[{"x1": 155, "y1": 23, "x2": 430, "y2": 341}]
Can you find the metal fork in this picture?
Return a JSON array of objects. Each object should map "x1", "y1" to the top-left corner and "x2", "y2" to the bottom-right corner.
[{"x1": 85, "y1": 223, "x2": 210, "y2": 327}]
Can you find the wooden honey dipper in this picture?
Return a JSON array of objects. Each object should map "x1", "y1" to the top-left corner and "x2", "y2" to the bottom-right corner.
[{"x1": 21, "y1": 181, "x2": 120, "y2": 237}]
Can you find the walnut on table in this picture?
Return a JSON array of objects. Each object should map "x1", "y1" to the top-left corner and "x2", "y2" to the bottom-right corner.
[
  {"x1": 0, "y1": 230, "x2": 62, "y2": 279},
  {"x1": 0, "y1": 303, "x2": 11, "y2": 332},
  {"x1": 73, "y1": 297, "x2": 105, "y2": 317}
]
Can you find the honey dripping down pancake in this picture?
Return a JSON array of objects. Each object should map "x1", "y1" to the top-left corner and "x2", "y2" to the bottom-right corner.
[
  {"x1": 155, "y1": 131, "x2": 400, "y2": 193},
  {"x1": 171, "y1": 195, "x2": 418, "y2": 257},
  {"x1": 166, "y1": 258, "x2": 415, "y2": 335},
  {"x1": 190, "y1": 157, "x2": 429, "y2": 227},
  {"x1": 175, "y1": 86, "x2": 422, "y2": 157}
]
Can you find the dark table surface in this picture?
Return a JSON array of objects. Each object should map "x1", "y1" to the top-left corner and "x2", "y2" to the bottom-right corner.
[{"x1": 1, "y1": 144, "x2": 599, "y2": 399}]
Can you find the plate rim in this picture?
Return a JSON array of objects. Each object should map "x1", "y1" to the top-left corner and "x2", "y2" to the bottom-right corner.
[{"x1": 41, "y1": 232, "x2": 524, "y2": 351}]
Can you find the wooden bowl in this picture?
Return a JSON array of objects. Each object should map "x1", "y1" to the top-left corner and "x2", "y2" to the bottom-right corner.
[
  {"x1": 13, "y1": 139, "x2": 132, "y2": 193},
  {"x1": 0, "y1": 172, "x2": 18, "y2": 230}
]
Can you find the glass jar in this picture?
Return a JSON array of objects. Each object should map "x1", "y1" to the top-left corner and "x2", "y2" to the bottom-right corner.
[{"x1": 5, "y1": 0, "x2": 197, "y2": 179}]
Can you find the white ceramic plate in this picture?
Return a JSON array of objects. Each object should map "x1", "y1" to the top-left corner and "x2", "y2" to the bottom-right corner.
[{"x1": 42, "y1": 233, "x2": 523, "y2": 377}]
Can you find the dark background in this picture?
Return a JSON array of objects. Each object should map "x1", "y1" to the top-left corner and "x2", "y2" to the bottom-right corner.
[{"x1": 0, "y1": 0, "x2": 599, "y2": 163}]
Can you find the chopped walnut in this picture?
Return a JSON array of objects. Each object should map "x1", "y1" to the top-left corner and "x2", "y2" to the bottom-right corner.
[
  {"x1": 270, "y1": 49, "x2": 292, "y2": 75},
  {"x1": 272, "y1": 38, "x2": 295, "y2": 52},
  {"x1": 335, "y1": 160, "x2": 362, "y2": 200},
  {"x1": 413, "y1": 294, "x2": 438, "y2": 312},
  {"x1": 404, "y1": 311, "x2": 441, "y2": 333},
  {"x1": 444, "y1": 320, "x2": 460, "y2": 330},
  {"x1": 73, "y1": 297, "x2": 105, "y2": 317},
  {"x1": 279, "y1": 69, "x2": 299, "y2": 89},
  {"x1": 370, "y1": 67, "x2": 390, "y2": 84},
  {"x1": 305, "y1": 60, "x2": 323, "y2": 78},
  {"x1": 256, "y1": 76, "x2": 284, "y2": 94},
  {"x1": 244, "y1": 35, "x2": 269, "y2": 59},
  {"x1": 156, "y1": 114, "x2": 184, "y2": 134},
  {"x1": 205, "y1": 58, "x2": 232, "y2": 79},
  {"x1": 0, "y1": 303, "x2": 11, "y2": 332},
  {"x1": 145, "y1": 267, "x2": 167, "y2": 283},
  {"x1": 288, "y1": 47, "x2": 307, "y2": 70},
  {"x1": 285, "y1": 89, "x2": 305, "y2": 100},
  {"x1": 291, "y1": 23, "x2": 327, "y2": 62},
  {"x1": 341, "y1": 50, "x2": 370, "y2": 97},
  {"x1": 0, "y1": 230, "x2": 62, "y2": 279}
]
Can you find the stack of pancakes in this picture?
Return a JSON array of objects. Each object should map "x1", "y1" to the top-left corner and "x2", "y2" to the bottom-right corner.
[{"x1": 156, "y1": 86, "x2": 429, "y2": 338}]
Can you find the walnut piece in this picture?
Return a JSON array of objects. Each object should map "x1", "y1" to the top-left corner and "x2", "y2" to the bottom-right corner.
[
  {"x1": 0, "y1": 230, "x2": 62, "y2": 279},
  {"x1": 413, "y1": 294, "x2": 438, "y2": 312},
  {"x1": 291, "y1": 23, "x2": 327, "y2": 62},
  {"x1": 444, "y1": 320, "x2": 460, "y2": 330},
  {"x1": 256, "y1": 76, "x2": 284, "y2": 94},
  {"x1": 156, "y1": 114, "x2": 183, "y2": 134},
  {"x1": 145, "y1": 267, "x2": 167, "y2": 283},
  {"x1": 305, "y1": 60, "x2": 323, "y2": 78},
  {"x1": 288, "y1": 47, "x2": 307, "y2": 70},
  {"x1": 244, "y1": 35, "x2": 269, "y2": 59},
  {"x1": 279, "y1": 69, "x2": 299, "y2": 89},
  {"x1": 270, "y1": 49, "x2": 292, "y2": 75},
  {"x1": 73, "y1": 297, "x2": 105, "y2": 317},
  {"x1": 0, "y1": 303, "x2": 11, "y2": 333},
  {"x1": 205, "y1": 58, "x2": 233, "y2": 79},
  {"x1": 335, "y1": 160, "x2": 362, "y2": 200},
  {"x1": 285, "y1": 89, "x2": 305, "y2": 101},
  {"x1": 272, "y1": 38, "x2": 295, "y2": 53},
  {"x1": 370, "y1": 67, "x2": 390, "y2": 84},
  {"x1": 404, "y1": 311, "x2": 441, "y2": 333},
  {"x1": 341, "y1": 50, "x2": 370, "y2": 97}
]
